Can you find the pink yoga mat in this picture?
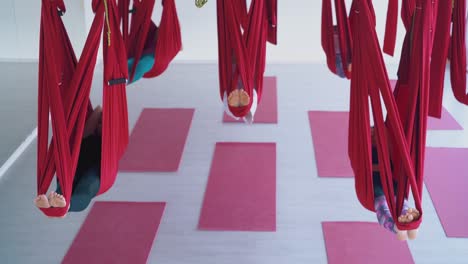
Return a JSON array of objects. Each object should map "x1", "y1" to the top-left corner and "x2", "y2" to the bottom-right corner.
[
  {"x1": 309, "y1": 111, "x2": 462, "y2": 178},
  {"x1": 223, "y1": 76, "x2": 278, "y2": 124},
  {"x1": 424, "y1": 148, "x2": 468, "y2": 237},
  {"x1": 427, "y1": 108, "x2": 463, "y2": 130},
  {"x1": 198, "y1": 142, "x2": 276, "y2": 231},
  {"x1": 62, "y1": 202, "x2": 165, "y2": 264},
  {"x1": 308, "y1": 111, "x2": 352, "y2": 177},
  {"x1": 322, "y1": 222, "x2": 414, "y2": 264},
  {"x1": 119, "y1": 108, "x2": 194, "y2": 172}
]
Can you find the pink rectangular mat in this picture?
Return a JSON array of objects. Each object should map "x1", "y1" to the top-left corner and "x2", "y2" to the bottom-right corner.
[
  {"x1": 223, "y1": 76, "x2": 278, "y2": 124},
  {"x1": 424, "y1": 147, "x2": 468, "y2": 237},
  {"x1": 308, "y1": 111, "x2": 352, "y2": 177},
  {"x1": 62, "y1": 202, "x2": 166, "y2": 264},
  {"x1": 322, "y1": 222, "x2": 414, "y2": 264},
  {"x1": 119, "y1": 108, "x2": 194, "y2": 172},
  {"x1": 198, "y1": 142, "x2": 276, "y2": 231},
  {"x1": 309, "y1": 110, "x2": 462, "y2": 178},
  {"x1": 427, "y1": 108, "x2": 462, "y2": 130}
]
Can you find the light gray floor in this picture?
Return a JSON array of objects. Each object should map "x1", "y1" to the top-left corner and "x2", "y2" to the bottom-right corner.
[
  {"x1": 0, "y1": 62, "x2": 467, "y2": 263},
  {"x1": 0, "y1": 62, "x2": 38, "y2": 168}
]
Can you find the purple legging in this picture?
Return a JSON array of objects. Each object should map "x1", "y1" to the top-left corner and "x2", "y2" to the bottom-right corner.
[{"x1": 374, "y1": 195, "x2": 409, "y2": 234}]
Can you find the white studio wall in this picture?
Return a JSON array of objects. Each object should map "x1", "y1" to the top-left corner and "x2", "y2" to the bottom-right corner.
[
  {"x1": 1, "y1": 0, "x2": 406, "y2": 65},
  {"x1": 0, "y1": 0, "x2": 87, "y2": 61},
  {"x1": 166, "y1": 0, "x2": 407, "y2": 65}
]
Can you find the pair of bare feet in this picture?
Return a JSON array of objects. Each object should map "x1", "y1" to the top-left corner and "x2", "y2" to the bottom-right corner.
[
  {"x1": 227, "y1": 89, "x2": 250, "y2": 107},
  {"x1": 34, "y1": 192, "x2": 67, "y2": 217},
  {"x1": 395, "y1": 208, "x2": 420, "y2": 240},
  {"x1": 370, "y1": 127, "x2": 420, "y2": 240}
]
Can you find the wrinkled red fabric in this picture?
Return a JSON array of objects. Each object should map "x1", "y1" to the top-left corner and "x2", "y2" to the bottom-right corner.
[
  {"x1": 321, "y1": 0, "x2": 352, "y2": 78},
  {"x1": 121, "y1": 0, "x2": 182, "y2": 82},
  {"x1": 348, "y1": 0, "x2": 432, "y2": 231},
  {"x1": 38, "y1": 0, "x2": 128, "y2": 217},
  {"x1": 450, "y1": 0, "x2": 468, "y2": 105},
  {"x1": 217, "y1": 0, "x2": 276, "y2": 117}
]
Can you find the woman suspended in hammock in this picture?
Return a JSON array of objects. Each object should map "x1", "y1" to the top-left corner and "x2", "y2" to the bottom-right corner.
[
  {"x1": 223, "y1": 61, "x2": 258, "y2": 124},
  {"x1": 33, "y1": 106, "x2": 103, "y2": 216},
  {"x1": 370, "y1": 128, "x2": 420, "y2": 240},
  {"x1": 126, "y1": 22, "x2": 158, "y2": 84}
]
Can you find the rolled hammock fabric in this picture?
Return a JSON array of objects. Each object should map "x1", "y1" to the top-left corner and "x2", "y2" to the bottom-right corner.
[
  {"x1": 348, "y1": 0, "x2": 432, "y2": 231},
  {"x1": 37, "y1": 0, "x2": 128, "y2": 217},
  {"x1": 450, "y1": 0, "x2": 468, "y2": 105},
  {"x1": 121, "y1": 0, "x2": 182, "y2": 83},
  {"x1": 217, "y1": 0, "x2": 276, "y2": 118}
]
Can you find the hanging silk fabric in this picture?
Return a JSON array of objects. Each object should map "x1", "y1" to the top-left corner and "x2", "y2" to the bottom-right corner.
[
  {"x1": 217, "y1": 0, "x2": 277, "y2": 118},
  {"x1": 321, "y1": 0, "x2": 352, "y2": 78},
  {"x1": 119, "y1": 0, "x2": 182, "y2": 83},
  {"x1": 450, "y1": 0, "x2": 468, "y2": 105},
  {"x1": 321, "y1": 0, "x2": 398, "y2": 79},
  {"x1": 37, "y1": 0, "x2": 129, "y2": 217},
  {"x1": 428, "y1": 0, "x2": 452, "y2": 118},
  {"x1": 348, "y1": 0, "x2": 433, "y2": 231}
]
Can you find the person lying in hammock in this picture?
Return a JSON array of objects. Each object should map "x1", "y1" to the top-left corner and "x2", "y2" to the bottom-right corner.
[
  {"x1": 223, "y1": 58, "x2": 258, "y2": 123},
  {"x1": 370, "y1": 128, "x2": 420, "y2": 240},
  {"x1": 223, "y1": 83, "x2": 258, "y2": 124},
  {"x1": 33, "y1": 106, "x2": 103, "y2": 216},
  {"x1": 127, "y1": 23, "x2": 158, "y2": 84}
]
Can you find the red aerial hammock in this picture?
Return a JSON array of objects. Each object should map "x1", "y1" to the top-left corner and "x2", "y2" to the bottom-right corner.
[
  {"x1": 37, "y1": 0, "x2": 129, "y2": 217},
  {"x1": 119, "y1": 0, "x2": 182, "y2": 83},
  {"x1": 449, "y1": 0, "x2": 468, "y2": 105},
  {"x1": 217, "y1": 0, "x2": 277, "y2": 119},
  {"x1": 348, "y1": 0, "x2": 433, "y2": 231},
  {"x1": 428, "y1": 0, "x2": 452, "y2": 118},
  {"x1": 321, "y1": 0, "x2": 398, "y2": 79},
  {"x1": 321, "y1": 0, "x2": 352, "y2": 78}
]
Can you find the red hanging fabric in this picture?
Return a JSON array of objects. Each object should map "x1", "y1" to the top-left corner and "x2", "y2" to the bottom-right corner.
[
  {"x1": 348, "y1": 0, "x2": 431, "y2": 231},
  {"x1": 401, "y1": 0, "x2": 416, "y2": 30},
  {"x1": 450, "y1": 0, "x2": 468, "y2": 105},
  {"x1": 123, "y1": 0, "x2": 182, "y2": 82},
  {"x1": 37, "y1": 0, "x2": 128, "y2": 217},
  {"x1": 383, "y1": 0, "x2": 398, "y2": 56},
  {"x1": 266, "y1": 0, "x2": 277, "y2": 45},
  {"x1": 217, "y1": 0, "x2": 273, "y2": 117},
  {"x1": 428, "y1": 0, "x2": 452, "y2": 118},
  {"x1": 118, "y1": 0, "x2": 130, "y2": 43},
  {"x1": 321, "y1": 0, "x2": 352, "y2": 79}
]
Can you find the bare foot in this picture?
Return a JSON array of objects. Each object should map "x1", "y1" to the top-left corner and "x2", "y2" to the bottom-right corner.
[
  {"x1": 228, "y1": 90, "x2": 241, "y2": 107},
  {"x1": 407, "y1": 229, "x2": 418, "y2": 240},
  {"x1": 239, "y1": 89, "x2": 250, "y2": 106},
  {"x1": 34, "y1": 194, "x2": 50, "y2": 208},
  {"x1": 407, "y1": 208, "x2": 421, "y2": 220},
  {"x1": 395, "y1": 227, "x2": 408, "y2": 241},
  {"x1": 48, "y1": 192, "x2": 66, "y2": 208},
  {"x1": 398, "y1": 208, "x2": 420, "y2": 223},
  {"x1": 397, "y1": 207, "x2": 420, "y2": 240}
]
